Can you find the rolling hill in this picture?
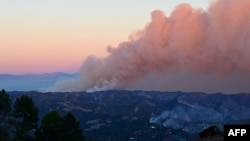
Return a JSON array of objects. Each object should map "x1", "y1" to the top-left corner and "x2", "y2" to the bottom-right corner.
[{"x1": 7, "y1": 90, "x2": 250, "y2": 141}]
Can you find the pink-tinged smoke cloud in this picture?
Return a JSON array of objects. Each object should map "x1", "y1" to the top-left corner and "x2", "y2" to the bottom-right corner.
[{"x1": 53, "y1": 0, "x2": 250, "y2": 93}]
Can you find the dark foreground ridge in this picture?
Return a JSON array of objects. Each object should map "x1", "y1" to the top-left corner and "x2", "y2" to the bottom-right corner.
[{"x1": 8, "y1": 90, "x2": 250, "y2": 141}]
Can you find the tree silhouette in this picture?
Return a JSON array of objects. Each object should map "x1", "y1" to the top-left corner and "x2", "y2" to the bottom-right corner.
[
  {"x1": 36, "y1": 110, "x2": 62, "y2": 141},
  {"x1": 13, "y1": 95, "x2": 39, "y2": 141},
  {"x1": 0, "y1": 89, "x2": 12, "y2": 141},
  {"x1": 59, "y1": 112, "x2": 85, "y2": 141},
  {"x1": 37, "y1": 111, "x2": 85, "y2": 141},
  {"x1": 0, "y1": 90, "x2": 94, "y2": 141}
]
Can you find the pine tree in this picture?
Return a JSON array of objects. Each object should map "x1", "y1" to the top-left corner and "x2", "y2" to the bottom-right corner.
[
  {"x1": 36, "y1": 110, "x2": 62, "y2": 141},
  {"x1": 59, "y1": 112, "x2": 85, "y2": 141},
  {"x1": 13, "y1": 95, "x2": 39, "y2": 141},
  {"x1": 37, "y1": 111, "x2": 85, "y2": 141},
  {"x1": 0, "y1": 89, "x2": 12, "y2": 141}
]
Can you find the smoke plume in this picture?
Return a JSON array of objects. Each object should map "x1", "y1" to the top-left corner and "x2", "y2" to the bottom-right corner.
[{"x1": 53, "y1": 0, "x2": 250, "y2": 93}]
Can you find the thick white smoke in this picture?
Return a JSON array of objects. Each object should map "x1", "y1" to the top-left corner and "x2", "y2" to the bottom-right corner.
[{"x1": 53, "y1": 0, "x2": 250, "y2": 93}]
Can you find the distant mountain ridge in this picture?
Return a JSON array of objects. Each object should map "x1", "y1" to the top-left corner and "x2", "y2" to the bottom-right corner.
[
  {"x1": 7, "y1": 90, "x2": 250, "y2": 141},
  {"x1": 0, "y1": 72, "x2": 77, "y2": 91}
]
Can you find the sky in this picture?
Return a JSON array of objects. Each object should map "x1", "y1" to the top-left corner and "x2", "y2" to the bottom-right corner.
[{"x1": 0, "y1": 0, "x2": 209, "y2": 74}]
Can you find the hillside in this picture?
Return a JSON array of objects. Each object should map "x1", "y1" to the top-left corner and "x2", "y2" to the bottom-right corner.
[{"x1": 8, "y1": 90, "x2": 250, "y2": 141}]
